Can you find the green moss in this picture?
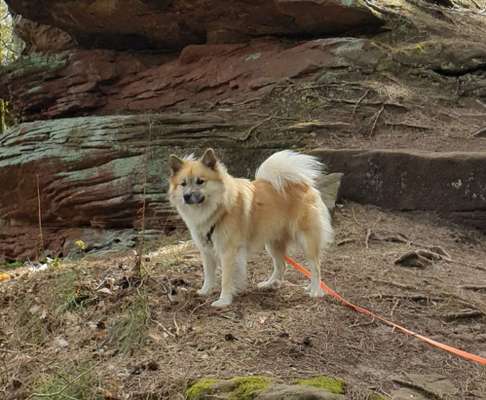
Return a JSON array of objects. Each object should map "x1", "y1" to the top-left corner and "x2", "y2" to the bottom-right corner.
[
  {"x1": 297, "y1": 376, "x2": 345, "y2": 394},
  {"x1": 186, "y1": 378, "x2": 219, "y2": 400},
  {"x1": 229, "y1": 376, "x2": 271, "y2": 400},
  {"x1": 0, "y1": 53, "x2": 67, "y2": 79},
  {"x1": 369, "y1": 394, "x2": 387, "y2": 400}
]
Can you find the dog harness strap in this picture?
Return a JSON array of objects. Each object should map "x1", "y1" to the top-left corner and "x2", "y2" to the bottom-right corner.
[{"x1": 206, "y1": 224, "x2": 216, "y2": 245}]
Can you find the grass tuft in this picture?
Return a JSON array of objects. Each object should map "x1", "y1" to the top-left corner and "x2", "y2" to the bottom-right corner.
[
  {"x1": 32, "y1": 361, "x2": 100, "y2": 400},
  {"x1": 109, "y1": 291, "x2": 150, "y2": 354}
]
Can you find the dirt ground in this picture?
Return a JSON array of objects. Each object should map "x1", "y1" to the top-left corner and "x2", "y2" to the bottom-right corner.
[{"x1": 1, "y1": 202, "x2": 486, "y2": 399}]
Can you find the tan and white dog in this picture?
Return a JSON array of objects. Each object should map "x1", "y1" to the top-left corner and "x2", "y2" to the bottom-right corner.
[{"x1": 168, "y1": 148, "x2": 338, "y2": 307}]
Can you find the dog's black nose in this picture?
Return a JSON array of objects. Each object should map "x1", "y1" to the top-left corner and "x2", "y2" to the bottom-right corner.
[{"x1": 183, "y1": 193, "x2": 192, "y2": 203}]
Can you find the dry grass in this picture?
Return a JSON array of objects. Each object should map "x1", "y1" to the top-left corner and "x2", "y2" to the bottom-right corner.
[{"x1": 1, "y1": 203, "x2": 485, "y2": 399}]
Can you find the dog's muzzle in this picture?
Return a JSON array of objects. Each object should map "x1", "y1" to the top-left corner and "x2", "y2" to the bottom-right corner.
[{"x1": 183, "y1": 193, "x2": 205, "y2": 205}]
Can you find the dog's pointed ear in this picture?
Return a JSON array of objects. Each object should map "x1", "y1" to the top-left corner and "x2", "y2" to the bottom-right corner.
[
  {"x1": 201, "y1": 148, "x2": 217, "y2": 169},
  {"x1": 169, "y1": 154, "x2": 184, "y2": 175}
]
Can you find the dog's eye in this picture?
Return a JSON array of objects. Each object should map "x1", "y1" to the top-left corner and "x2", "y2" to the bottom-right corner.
[
  {"x1": 196, "y1": 178, "x2": 205, "y2": 185},
  {"x1": 181, "y1": 180, "x2": 187, "y2": 187}
]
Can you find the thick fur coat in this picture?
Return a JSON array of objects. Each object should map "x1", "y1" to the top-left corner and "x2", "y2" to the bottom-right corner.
[{"x1": 168, "y1": 149, "x2": 334, "y2": 307}]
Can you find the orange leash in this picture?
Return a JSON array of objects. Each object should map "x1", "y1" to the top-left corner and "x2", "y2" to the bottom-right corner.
[{"x1": 284, "y1": 256, "x2": 486, "y2": 367}]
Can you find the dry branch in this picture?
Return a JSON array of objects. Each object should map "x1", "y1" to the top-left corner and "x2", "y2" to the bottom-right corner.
[
  {"x1": 442, "y1": 310, "x2": 483, "y2": 322},
  {"x1": 368, "y1": 104, "x2": 385, "y2": 137}
]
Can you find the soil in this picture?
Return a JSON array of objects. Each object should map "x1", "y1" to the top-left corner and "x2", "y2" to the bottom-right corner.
[{"x1": 1, "y1": 202, "x2": 485, "y2": 399}]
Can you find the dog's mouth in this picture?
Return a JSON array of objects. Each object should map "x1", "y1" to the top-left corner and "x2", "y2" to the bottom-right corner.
[{"x1": 183, "y1": 194, "x2": 205, "y2": 205}]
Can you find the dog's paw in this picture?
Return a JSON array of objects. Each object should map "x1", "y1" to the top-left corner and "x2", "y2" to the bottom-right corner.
[
  {"x1": 308, "y1": 287, "x2": 325, "y2": 298},
  {"x1": 211, "y1": 297, "x2": 233, "y2": 308},
  {"x1": 257, "y1": 279, "x2": 282, "y2": 290},
  {"x1": 196, "y1": 286, "x2": 214, "y2": 296}
]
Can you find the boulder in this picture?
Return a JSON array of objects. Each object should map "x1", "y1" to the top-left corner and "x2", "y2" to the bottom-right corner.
[
  {"x1": 0, "y1": 113, "x2": 289, "y2": 230},
  {"x1": 185, "y1": 376, "x2": 348, "y2": 400},
  {"x1": 312, "y1": 149, "x2": 486, "y2": 232}
]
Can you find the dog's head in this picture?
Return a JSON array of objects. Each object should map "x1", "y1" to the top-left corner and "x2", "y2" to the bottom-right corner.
[{"x1": 168, "y1": 148, "x2": 224, "y2": 210}]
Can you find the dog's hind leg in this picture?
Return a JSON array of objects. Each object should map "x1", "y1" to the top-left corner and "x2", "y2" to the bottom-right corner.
[
  {"x1": 300, "y1": 232, "x2": 324, "y2": 298},
  {"x1": 258, "y1": 241, "x2": 286, "y2": 290},
  {"x1": 197, "y1": 247, "x2": 218, "y2": 296}
]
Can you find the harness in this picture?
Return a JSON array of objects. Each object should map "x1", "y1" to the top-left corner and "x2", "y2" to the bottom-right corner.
[{"x1": 205, "y1": 224, "x2": 216, "y2": 246}]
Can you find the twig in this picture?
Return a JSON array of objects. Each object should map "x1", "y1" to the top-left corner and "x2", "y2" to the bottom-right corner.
[
  {"x1": 368, "y1": 104, "x2": 385, "y2": 137},
  {"x1": 471, "y1": 126, "x2": 486, "y2": 137},
  {"x1": 442, "y1": 310, "x2": 483, "y2": 322},
  {"x1": 150, "y1": 318, "x2": 176, "y2": 338},
  {"x1": 333, "y1": 98, "x2": 409, "y2": 109},
  {"x1": 133, "y1": 118, "x2": 153, "y2": 277},
  {"x1": 365, "y1": 228, "x2": 372, "y2": 249},
  {"x1": 444, "y1": 258, "x2": 486, "y2": 272},
  {"x1": 352, "y1": 89, "x2": 370, "y2": 116},
  {"x1": 385, "y1": 121, "x2": 432, "y2": 130},
  {"x1": 173, "y1": 314, "x2": 181, "y2": 336},
  {"x1": 348, "y1": 319, "x2": 376, "y2": 329},
  {"x1": 390, "y1": 299, "x2": 400, "y2": 317},
  {"x1": 459, "y1": 285, "x2": 486, "y2": 291},
  {"x1": 337, "y1": 238, "x2": 356, "y2": 246},
  {"x1": 35, "y1": 174, "x2": 44, "y2": 261},
  {"x1": 189, "y1": 298, "x2": 214, "y2": 317},
  {"x1": 367, "y1": 278, "x2": 416, "y2": 291},
  {"x1": 368, "y1": 294, "x2": 441, "y2": 302},
  {"x1": 470, "y1": 0, "x2": 482, "y2": 9},
  {"x1": 239, "y1": 112, "x2": 277, "y2": 142}
]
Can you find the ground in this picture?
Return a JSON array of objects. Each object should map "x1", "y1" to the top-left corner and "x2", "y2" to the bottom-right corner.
[{"x1": 1, "y1": 202, "x2": 486, "y2": 399}]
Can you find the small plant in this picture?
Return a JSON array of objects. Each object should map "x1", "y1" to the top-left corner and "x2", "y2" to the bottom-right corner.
[
  {"x1": 75, "y1": 240, "x2": 87, "y2": 251},
  {"x1": 109, "y1": 291, "x2": 150, "y2": 354},
  {"x1": 54, "y1": 270, "x2": 94, "y2": 313},
  {"x1": 31, "y1": 361, "x2": 101, "y2": 400},
  {"x1": 2, "y1": 260, "x2": 24, "y2": 270}
]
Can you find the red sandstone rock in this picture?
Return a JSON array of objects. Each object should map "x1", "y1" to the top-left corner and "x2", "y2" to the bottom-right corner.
[
  {"x1": 6, "y1": 0, "x2": 383, "y2": 51},
  {"x1": 0, "y1": 38, "x2": 387, "y2": 121}
]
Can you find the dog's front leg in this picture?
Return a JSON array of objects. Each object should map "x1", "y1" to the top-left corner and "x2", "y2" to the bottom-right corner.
[
  {"x1": 211, "y1": 248, "x2": 238, "y2": 308},
  {"x1": 197, "y1": 247, "x2": 217, "y2": 296}
]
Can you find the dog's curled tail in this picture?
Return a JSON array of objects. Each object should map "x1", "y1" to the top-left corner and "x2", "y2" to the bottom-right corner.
[{"x1": 255, "y1": 150, "x2": 323, "y2": 192}]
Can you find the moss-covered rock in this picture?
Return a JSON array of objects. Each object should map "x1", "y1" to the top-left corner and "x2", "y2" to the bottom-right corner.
[
  {"x1": 185, "y1": 375, "x2": 349, "y2": 399},
  {"x1": 297, "y1": 376, "x2": 346, "y2": 394},
  {"x1": 186, "y1": 378, "x2": 219, "y2": 400},
  {"x1": 229, "y1": 376, "x2": 271, "y2": 400},
  {"x1": 187, "y1": 376, "x2": 272, "y2": 400}
]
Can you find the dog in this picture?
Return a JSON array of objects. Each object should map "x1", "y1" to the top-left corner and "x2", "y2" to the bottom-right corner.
[{"x1": 168, "y1": 148, "x2": 340, "y2": 307}]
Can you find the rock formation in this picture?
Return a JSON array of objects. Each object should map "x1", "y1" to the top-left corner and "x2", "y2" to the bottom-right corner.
[{"x1": 1, "y1": 0, "x2": 486, "y2": 260}]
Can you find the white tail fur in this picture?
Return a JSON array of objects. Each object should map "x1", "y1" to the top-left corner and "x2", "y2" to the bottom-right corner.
[{"x1": 255, "y1": 150, "x2": 323, "y2": 191}]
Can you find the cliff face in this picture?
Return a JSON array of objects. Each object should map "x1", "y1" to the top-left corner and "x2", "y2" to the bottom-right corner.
[
  {"x1": 7, "y1": 0, "x2": 383, "y2": 50},
  {"x1": 1, "y1": 0, "x2": 486, "y2": 260}
]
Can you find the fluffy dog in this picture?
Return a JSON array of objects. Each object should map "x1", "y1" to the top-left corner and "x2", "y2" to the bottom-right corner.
[{"x1": 168, "y1": 148, "x2": 336, "y2": 307}]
